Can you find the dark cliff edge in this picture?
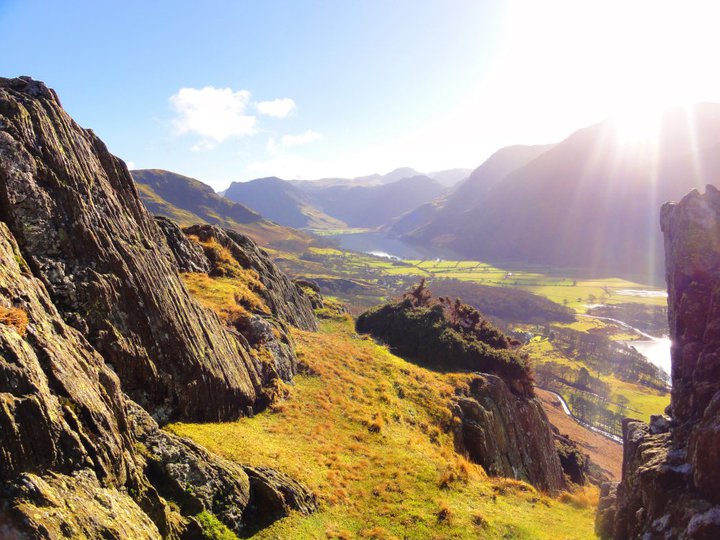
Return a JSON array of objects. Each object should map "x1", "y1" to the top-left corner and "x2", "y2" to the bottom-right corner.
[
  {"x1": 596, "y1": 186, "x2": 720, "y2": 540},
  {"x1": 355, "y1": 288, "x2": 566, "y2": 493},
  {"x1": 0, "y1": 77, "x2": 316, "y2": 538}
]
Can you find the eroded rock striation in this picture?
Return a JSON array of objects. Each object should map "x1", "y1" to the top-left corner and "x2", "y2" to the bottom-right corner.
[
  {"x1": 0, "y1": 77, "x2": 316, "y2": 538},
  {"x1": 0, "y1": 76, "x2": 269, "y2": 423},
  {"x1": 453, "y1": 374, "x2": 566, "y2": 493},
  {"x1": 596, "y1": 186, "x2": 720, "y2": 539}
]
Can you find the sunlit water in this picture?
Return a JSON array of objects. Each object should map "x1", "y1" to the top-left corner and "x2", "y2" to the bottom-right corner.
[
  {"x1": 581, "y1": 314, "x2": 671, "y2": 380},
  {"x1": 332, "y1": 232, "x2": 455, "y2": 260},
  {"x1": 616, "y1": 289, "x2": 668, "y2": 299},
  {"x1": 366, "y1": 250, "x2": 400, "y2": 260},
  {"x1": 621, "y1": 337, "x2": 672, "y2": 377}
]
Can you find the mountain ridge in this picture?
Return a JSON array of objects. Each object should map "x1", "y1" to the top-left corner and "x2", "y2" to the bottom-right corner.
[{"x1": 399, "y1": 105, "x2": 720, "y2": 282}]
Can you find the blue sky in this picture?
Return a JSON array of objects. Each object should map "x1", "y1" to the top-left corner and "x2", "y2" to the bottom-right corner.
[{"x1": 2, "y1": 1, "x2": 720, "y2": 190}]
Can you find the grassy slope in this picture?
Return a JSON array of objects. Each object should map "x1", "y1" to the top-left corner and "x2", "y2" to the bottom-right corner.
[
  {"x1": 170, "y1": 319, "x2": 598, "y2": 540},
  {"x1": 276, "y1": 248, "x2": 669, "y2": 423}
]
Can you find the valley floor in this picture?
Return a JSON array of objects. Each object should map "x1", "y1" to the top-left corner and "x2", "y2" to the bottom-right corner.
[
  {"x1": 538, "y1": 389, "x2": 622, "y2": 481},
  {"x1": 170, "y1": 318, "x2": 599, "y2": 539}
]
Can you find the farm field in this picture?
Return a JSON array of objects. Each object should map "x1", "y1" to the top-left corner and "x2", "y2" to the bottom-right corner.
[{"x1": 276, "y1": 245, "x2": 667, "y2": 314}]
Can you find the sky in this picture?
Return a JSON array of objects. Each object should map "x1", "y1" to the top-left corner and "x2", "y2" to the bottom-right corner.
[{"x1": 2, "y1": 0, "x2": 720, "y2": 191}]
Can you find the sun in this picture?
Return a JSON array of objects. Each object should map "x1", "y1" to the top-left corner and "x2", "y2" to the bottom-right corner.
[{"x1": 610, "y1": 106, "x2": 663, "y2": 145}]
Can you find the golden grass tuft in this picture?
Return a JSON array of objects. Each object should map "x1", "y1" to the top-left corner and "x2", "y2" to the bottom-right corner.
[
  {"x1": 366, "y1": 412, "x2": 384, "y2": 433},
  {"x1": 436, "y1": 500, "x2": 453, "y2": 523},
  {"x1": 491, "y1": 477, "x2": 537, "y2": 496},
  {"x1": 188, "y1": 235, "x2": 246, "y2": 278},
  {"x1": 181, "y1": 273, "x2": 268, "y2": 326},
  {"x1": 0, "y1": 305, "x2": 28, "y2": 336},
  {"x1": 471, "y1": 511, "x2": 490, "y2": 528},
  {"x1": 559, "y1": 485, "x2": 600, "y2": 509}
]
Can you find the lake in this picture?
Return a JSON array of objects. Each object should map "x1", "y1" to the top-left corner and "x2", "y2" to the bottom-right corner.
[{"x1": 331, "y1": 231, "x2": 454, "y2": 259}]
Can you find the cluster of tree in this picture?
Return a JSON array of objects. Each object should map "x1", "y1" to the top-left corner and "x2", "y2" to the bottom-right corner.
[
  {"x1": 535, "y1": 362, "x2": 611, "y2": 398},
  {"x1": 546, "y1": 326, "x2": 669, "y2": 389},
  {"x1": 566, "y1": 391, "x2": 625, "y2": 437},
  {"x1": 587, "y1": 303, "x2": 668, "y2": 338},
  {"x1": 403, "y1": 280, "x2": 518, "y2": 350},
  {"x1": 537, "y1": 365, "x2": 627, "y2": 437},
  {"x1": 426, "y1": 279, "x2": 575, "y2": 325}
]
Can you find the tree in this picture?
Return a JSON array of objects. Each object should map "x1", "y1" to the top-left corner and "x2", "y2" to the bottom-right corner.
[
  {"x1": 577, "y1": 366, "x2": 591, "y2": 388},
  {"x1": 616, "y1": 395, "x2": 629, "y2": 416},
  {"x1": 404, "y1": 279, "x2": 432, "y2": 307}
]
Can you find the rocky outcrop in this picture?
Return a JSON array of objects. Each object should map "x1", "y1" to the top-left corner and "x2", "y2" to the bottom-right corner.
[
  {"x1": 242, "y1": 466, "x2": 319, "y2": 536},
  {"x1": 356, "y1": 298, "x2": 533, "y2": 395},
  {"x1": 0, "y1": 77, "x2": 316, "y2": 538},
  {"x1": 154, "y1": 216, "x2": 210, "y2": 273},
  {"x1": 0, "y1": 207, "x2": 313, "y2": 538},
  {"x1": 0, "y1": 221, "x2": 132, "y2": 489},
  {"x1": 1, "y1": 470, "x2": 162, "y2": 540},
  {"x1": 127, "y1": 401, "x2": 317, "y2": 537},
  {"x1": 662, "y1": 186, "x2": 720, "y2": 436},
  {"x1": 184, "y1": 224, "x2": 317, "y2": 331},
  {"x1": 0, "y1": 219, "x2": 167, "y2": 538},
  {"x1": 294, "y1": 279, "x2": 324, "y2": 309},
  {"x1": 453, "y1": 374, "x2": 566, "y2": 493},
  {"x1": 152, "y1": 219, "x2": 317, "y2": 381},
  {"x1": 357, "y1": 295, "x2": 564, "y2": 492},
  {"x1": 597, "y1": 186, "x2": 720, "y2": 539},
  {"x1": 0, "y1": 76, "x2": 267, "y2": 422},
  {"x1": 553, "y1": 430, "x2": 592, "y2": 486}
]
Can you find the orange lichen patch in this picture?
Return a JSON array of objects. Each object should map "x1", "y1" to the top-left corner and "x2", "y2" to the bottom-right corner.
[{"x1": 0, "y1": 305, "x2": 29, "y2": 336}]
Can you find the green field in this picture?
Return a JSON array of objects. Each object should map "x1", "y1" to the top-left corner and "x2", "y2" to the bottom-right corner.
[{"x1": 281, "y1": 247, "x2": 667, "y2": 313}]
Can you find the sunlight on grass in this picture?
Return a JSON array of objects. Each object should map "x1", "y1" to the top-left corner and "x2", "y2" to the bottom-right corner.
[{"x1": 169, "y1": 319, "x2": 598, "y2": 539}]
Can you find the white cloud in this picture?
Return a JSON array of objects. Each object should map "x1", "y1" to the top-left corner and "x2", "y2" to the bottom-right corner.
[
  {"x1": 281, "y1": 130, "x2": 321, "y2": 147},
  {"x1": 126, "y1": 160, "x2": 136, "y2": 170},
  {"x1": 265, "y1": 130, "x2": 322, "y2": 157},
  {"x1": 170, "y1": 86, "x2": 256, "y2": 143},
  {"x1": 256, "y1": 98, "x2": 296, "y2": 118},
  {"x1": 191, "y1": 140, "x2": 217, "y2": 152}
]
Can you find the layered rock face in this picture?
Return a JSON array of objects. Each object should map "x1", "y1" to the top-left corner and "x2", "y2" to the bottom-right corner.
[
  {"x1": 154, "y1": 216, "x2": 210, "y2": 273},
  {"x1": 0, "y1": 77, "x2": 316, "y2": 538},
  {"x1": 155, "y1": 220, "x2": 315, "y2": 383},
  {"x1": 597, "y1": 187, "x2": 720, "y2": 539},
  {"x1": 0, "y1": 76, "x2": 267, "y2": 422},
  {"x1": 453, "y1": 375, "x2": 566, "y2": 493}
]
